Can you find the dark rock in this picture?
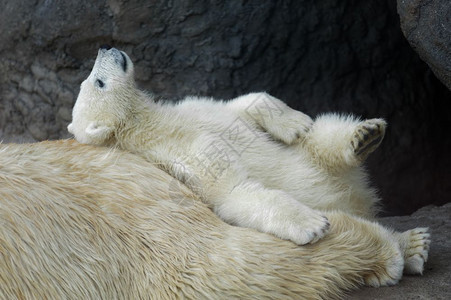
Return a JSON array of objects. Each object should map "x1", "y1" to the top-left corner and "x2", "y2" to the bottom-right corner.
[
  {"x1": 397, "y1": 0, "x2": 451, "y2": 90},
  {"x1": 350, "y1": 203, "x2": 451, "y2": 299},
  {"x1": 0, "y1": 0, "x2": 450, "y2": 215}
]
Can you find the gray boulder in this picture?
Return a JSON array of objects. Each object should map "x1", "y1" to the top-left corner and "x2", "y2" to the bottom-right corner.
[{"x1": 397, "y1": 0, "x2": 451, "y2": 90}]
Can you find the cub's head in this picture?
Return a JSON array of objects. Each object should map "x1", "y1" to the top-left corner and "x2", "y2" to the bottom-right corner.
[{"x1": 68, "y1": 45, "x2": 136, "y2": 145}]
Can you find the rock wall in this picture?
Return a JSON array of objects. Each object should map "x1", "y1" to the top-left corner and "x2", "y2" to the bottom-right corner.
[
  {"x1": 397, "y1": 0, "x2": 451, "y2": 90},
  {"x1": 0, "y1": 0, "x2": 450, "y2": 215}
]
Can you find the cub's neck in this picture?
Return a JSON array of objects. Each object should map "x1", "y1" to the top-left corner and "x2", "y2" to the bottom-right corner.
[{"x1": 113, "y1": 91, "x2": 184, "y2": 150}]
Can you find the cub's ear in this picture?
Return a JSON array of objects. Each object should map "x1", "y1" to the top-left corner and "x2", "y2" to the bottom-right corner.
[
  {"x1": 67, "y1": 123, "x2": 74, "y2": 134},
  {"x1": 85, "y1": 122, "x2": 113, "y2": 141}
]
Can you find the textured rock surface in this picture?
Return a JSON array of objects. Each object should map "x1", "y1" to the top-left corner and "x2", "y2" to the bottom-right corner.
[
  {"x1": 0, "y1": 0, "x2": 450, "y2": 215},
  {"x1": 397, "y1": 0, "x2": 451, "y2": 90},
  {"x1": 350, "y1": 203, "x2": 451, "y2": 299}
]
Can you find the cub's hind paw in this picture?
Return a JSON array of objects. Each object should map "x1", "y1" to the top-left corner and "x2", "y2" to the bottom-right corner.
[
  {"x1": 402, "y1": 227, "x2": 431, "y2": 275},
  {"x1": 351, "y1": 118, "x2": 386, "y2": 160}
]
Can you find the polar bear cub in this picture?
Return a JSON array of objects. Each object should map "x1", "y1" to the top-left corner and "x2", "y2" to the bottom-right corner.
[{"x1": 68, "y1": 46, "x2": 402, "y2": 248}]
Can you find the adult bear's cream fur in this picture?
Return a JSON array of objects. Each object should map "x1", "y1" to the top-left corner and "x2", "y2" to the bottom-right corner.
[{"x1": 0, "y1": 140, "x2": 429, "y2": 298}]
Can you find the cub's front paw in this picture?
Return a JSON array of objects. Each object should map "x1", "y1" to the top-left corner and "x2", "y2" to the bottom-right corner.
[
  {"x1": 266, "y1": 110, "x2": 314, "y2": 145},
  {"x1": 282, "y1": 210, "x2": 330, "y2": 245}
]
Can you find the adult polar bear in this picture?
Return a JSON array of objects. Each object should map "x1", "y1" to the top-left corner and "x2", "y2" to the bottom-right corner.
[
  {"x1": 69, "y1": 46, "x2": 393, "y2": 246},
  {"x1": 0, "y1": 140, "x2": 429, "y2": 298}
]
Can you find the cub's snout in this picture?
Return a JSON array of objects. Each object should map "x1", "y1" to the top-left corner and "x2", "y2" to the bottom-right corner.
[{"x1": 97, "y1": 46, "x2": 130, "y2": 73}]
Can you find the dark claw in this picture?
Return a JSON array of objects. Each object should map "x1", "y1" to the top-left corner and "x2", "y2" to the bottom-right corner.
[{"x1": 326, "y1": 221, "x2": 330, "y2": 229}]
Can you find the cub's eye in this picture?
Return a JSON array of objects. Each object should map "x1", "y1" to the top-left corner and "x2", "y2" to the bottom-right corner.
[{"x1": 96, "y1": 79, "x2": 105, "y2": 88}]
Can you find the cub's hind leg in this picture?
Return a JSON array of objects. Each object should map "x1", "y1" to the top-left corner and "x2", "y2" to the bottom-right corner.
[{"x1": 301, "y1": 114, "x2": 386, "y2": 172}]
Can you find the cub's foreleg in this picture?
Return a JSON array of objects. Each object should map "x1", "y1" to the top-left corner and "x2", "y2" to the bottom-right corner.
[
  {"x1": 214, "y1": 180, "x2": 331, "y2": 245},
  {"x1": 227, "y1": 92, "x2": 313, "y2": 144},
  {"x1": 150, "y1": 142, "x2": 330, "y2": 245}
]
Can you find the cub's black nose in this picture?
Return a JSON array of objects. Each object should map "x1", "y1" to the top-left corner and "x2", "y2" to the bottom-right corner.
[{"x1": 100, "y1": 44, "x2": 112, "y2": 50}]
